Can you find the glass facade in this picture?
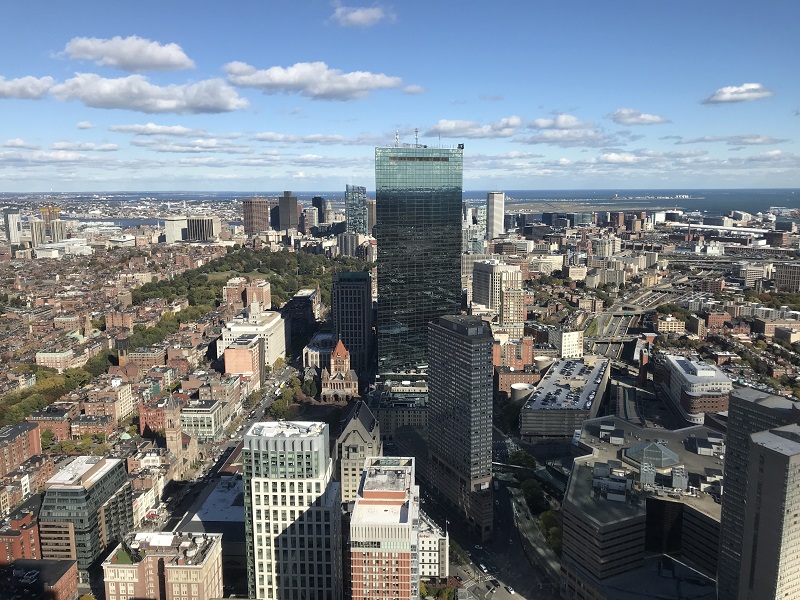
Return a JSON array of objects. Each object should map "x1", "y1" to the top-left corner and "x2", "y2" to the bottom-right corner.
[
  {"x1": 345, "y1": 184, "x2": 368, "y2": 235},
  {"x1": 375, "y1": 146, "x2": 463, "y2": 374}
]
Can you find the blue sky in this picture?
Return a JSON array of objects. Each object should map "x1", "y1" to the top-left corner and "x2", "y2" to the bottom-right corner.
[{"x1": 1, "y1": 1, "x2": 798, "y2": 192}]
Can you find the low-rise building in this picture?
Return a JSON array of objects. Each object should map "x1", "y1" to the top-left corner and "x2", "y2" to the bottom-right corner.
[
  {"x1": 180, "y1": 400, "x2": 224, "y2": 442},
  {"x1": 654, "y1": 354, "x2": 733, "y2": 425},
  {"x1": 656, "y1": 315, "x2": 686, "y2": 334}
]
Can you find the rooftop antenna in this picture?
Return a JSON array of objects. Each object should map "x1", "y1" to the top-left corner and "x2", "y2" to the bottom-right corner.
[
  {"x1": 415, "y1": 128, "x2": 419, "y2": 147},
  {"x1": 395, "y1": 130, "x2": 399, "y2": 148}
]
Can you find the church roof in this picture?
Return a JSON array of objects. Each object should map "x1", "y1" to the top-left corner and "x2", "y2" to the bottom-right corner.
[{"x1": 331, "y1": 339, "x2": 349, "y2": 358}]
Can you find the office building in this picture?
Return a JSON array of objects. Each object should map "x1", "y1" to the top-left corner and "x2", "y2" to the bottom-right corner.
[
  {"x1": 278, "y1": 191, "x2": 299, "y2": 231},
  {"x1": 471, "y1": 260, "x2": 522, "y2": 311},
  {"x1": 49, "y1": 219, "x2": 67, "y2": 243},
  {"x1": 243, "y1": 198, "x2": 275, "y2": 236},
  {"x1": 29, "y1": 218, "x2": 46, "y2": 248},
  {"x1": 3, "y1": 208, "x2": 21, "y2": 244},
  {"x1": 332, "y1": 271, "x2": 374, "y2": 382},
  {"x1": 350, "y1": 457, "x2": 420, "y2": 600},
  {"x1": 654, "y1": 354, "x2": 732, "y2": 425},
  {"x1": 302, "y1": 207, "x2": 319, "y2": 233},
  {"x1": 548, "y1": 328, "x2": 584, "y2": 359},
  {"x1": 164, "y1": 216, "x2": 188, "y2": 243},
  {"x1": 242, "y1": 421, "x2": 342, "y2": 600},
  {"x1": 312, "y1": 196, "x2": 327, "y2": 224},
  {"x1": 486, "y1": 191, "x2": 504, "y2": 241},
  {"x1": 39, "y1": 205, "x2": 60, "y2": 229},
  {"x1": 375, "y1": 145, "x2": 463, "y2": 374},
  {"x1": 218, "y1": 301, "x2": 287, "y2": 369},
  {"x1": 186, "y1": 216, "x2": 220, "y2": 242},
  {"x1": 335, "y1": 401, "x2": 382, "y2": 505},
  {"x1": 345, "y1": 184, "x2": 369, "y2": 235},
  {"x1": 775, "y1": 262, "x2": 800, "y2": 292},
  {"x1": 717, "y1": 389, "x2": 800, "y2": 600},
  {"x1": 366, "y1": 197, "x2": 376, "y2": 233},
  {"x1": 39, "y1": 456, "x2": 133, "y2": 583},
  {"x1": 103, "y1": 531, "x2": 223, "y2": 600},
  {"x1": 428, "y1": 315, "x2": 494, "y2": 540}
]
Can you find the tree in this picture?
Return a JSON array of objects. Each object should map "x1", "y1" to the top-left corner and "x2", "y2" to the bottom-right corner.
[
  {"x1": 281, "y1": 387, "x2": 295, "y2": 405},
  {"x1": 61, "y1": 439, "x2": 76, "y2": 454},
  {"x1": 78, "y1": 434, "x2": 93, "y2": 454},
  {"x1": 509, "y1": 450, "x2": 537, "y2": 470},
  {"x1": 302, "y1": 378, "x2": 318, "y2": 399},
  {"x1": 521, "y1": 478, "x2": 547, "y2": 513},
  {"x1": 40, "y1": 428, "x2": 55, "y2": 448}
]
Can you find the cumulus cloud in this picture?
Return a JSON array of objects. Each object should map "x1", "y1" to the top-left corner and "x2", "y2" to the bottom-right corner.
[
  {"x1": 676, "y1": 134, "x2": 787, "y2": 146},
  {"x1": 51, "y1": 73, "x2": 248, "y2": 114},
  {"x1": 424, "y1": 116, "x2": 522, "y2": 139},
  {"x1": 224, "y1": 60, "x2": 405, "y2": 100},
  {"x1": 109, "y1": 122, "x2": 206, "y2": 137},
  {"x1": 252, "y1": 131, "x2": 385, "y2": 145},
  {"x1": 330, "y1": 5, "x2": 393, "y2": 27},
  {"x1": 76, "y1": 121, "x2": 94, "y2": 129},
  {"x1": 703, "y1": 83, "x2": 773, "y2": 104},
  {"x1": 62, "y1": 35, "x2": 195, "y2": 71},
  {"x1": 0, "y1": 76, "x2": 54, "y2": 99},
  {"x1": 3, "y1": 138, "x2": 40, "y2": 150},
  {"x1": 608, "y1": 108, "x2": 669, "y2": 126},
  {"x1": 51, "y1": 141, "x2": 118, "y2": 152},
  {"x1": 530, "y1": 113, "x2": 588, "y2": 129},
  {"x1": 131, "y1": 137, "x2": 252, "y2": 154},
  {"x1": 403, "y1": 84, "x2": 425, "y2": 95},
  {"x1": 516, "y1": 128, "x2": 615, "y2": 148}
]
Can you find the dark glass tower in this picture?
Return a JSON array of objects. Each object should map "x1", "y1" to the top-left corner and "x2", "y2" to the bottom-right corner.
[
  {"x1": 345, "y1": 184, "x2": 368, "y2": 235},
  {"x1": 375, "y1": 145, "x2": 463, "y2": 374}
]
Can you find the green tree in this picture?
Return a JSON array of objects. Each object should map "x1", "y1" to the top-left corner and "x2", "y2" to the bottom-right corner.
[
  {"x1": 281, "y1": 387, "x2": 295, "y2": 405},
  {"x1": 61, "y1": 439, "x2": 76, "y2": 454},
  {"x1": 40, "y1": 428, "x2": 55, "y2": 448},
  {"x1": 78, "y1": 434, "x2": 93, "y2": 454},
  {"x1": 509, "y1": 450, "x2": 537, "y2": 470},
  {"x1": 302, "y1": 378, "x2": 318, "y2": 399},
  {"x1": 521, "y1": 478, "x2": 547, "y2": 513}
]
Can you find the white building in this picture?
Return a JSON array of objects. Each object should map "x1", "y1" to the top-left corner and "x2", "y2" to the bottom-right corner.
[
  {"x1": 418, "y1": 512, "x2": 449, "y2": 580},
  {"x1": 164, "y1": 216, "x2": 187, "y2": 243},
  {"x1": 549, "y1": 328, "x2": 584, "y2": 359},
  {"x1": 472, "y1": 260, "x2": 522, "y2": 311},
  {"x1": 218, "y1": 301, "x2": 287, "y2": 369},
  {"x1": 658, "y1": 354, "x2": 733, "y2": 425},
  {"x1": 242, "y1": 421, "x2": 342, "y2": 600},
  {"x1": 486, "y1": 191, "x2": 505, "y2": 241}
]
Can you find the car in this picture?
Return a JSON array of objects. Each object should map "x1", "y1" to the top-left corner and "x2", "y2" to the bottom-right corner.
[
  {"x1": 490, "y1": 579, "x2": 500, "y2": 588},
  {"x1": 506, "y1": 586, "x2": 515, "y2": 595},
  {"x1": 474, "y1": 544, "x2": 482, "y2": 550},
  {"x1": 479, "y1": 564, "x2": 488, "y2": 573}
]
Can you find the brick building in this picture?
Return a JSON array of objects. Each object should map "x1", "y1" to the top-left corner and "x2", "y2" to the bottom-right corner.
[{"x1": 0, "y1": 423, "x2": 42, "y2": 478}]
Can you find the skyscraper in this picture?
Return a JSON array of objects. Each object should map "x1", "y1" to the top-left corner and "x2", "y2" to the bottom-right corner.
[
  {"x1": 427, "y1": 315, "x2": 494, "y2": 540},
  {"x1": 3, "y1": 208, "x2": 21, "y2": 244},
  {"x1": 50, "y1": 219, "x2": 67, "y2": 243},
  {"x1": 486, "y1": 191, "x2": 504, "y2": 241},
  {"x1": 242, "y1": 421, "x2": 342, "y2": 600},
  {"x1": 375, "y1": 145, "x2": 463, "y2": 374},
  {"x1": 312, "y1": 196, "x2": 327, "y2": 224},
  {"x1": 243, "y1": 197, "x2": 275, "y2": 236},
  {"x1": 366, "y1": 198, "x2": 376, "y2": 234},
  {"x1": 278, "y1": 191, "x2": 299, "y2": 231},
  {"x1": 332, "y1": 271, "x2": 374, "y2": 382},
  {"x1": 29, "y1": 218, "x2": 46, "y2": 248},
  {"x1": 717, "y1": 388, "x2": 800, "y2": 600},
  {"x1": 345, "y1": 184, "x2": 368, "y2": 235},
  {"x1": 471, "y1": 260, "x2": 522, "y2": 311}
]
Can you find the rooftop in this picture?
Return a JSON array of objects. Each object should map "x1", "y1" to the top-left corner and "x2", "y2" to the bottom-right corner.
[
  {"x1": 107, "y1": 531, "x2": 221, "y2": 567},
  {"x1": 247, "y1": 421, "x2": 326, "y2": 439},
  {"x1": 522, "y1": 356, "x2": 609, "y2": 411},
  {"x1": 46, "y1": 456, "x2": 121, "y2": 489}
]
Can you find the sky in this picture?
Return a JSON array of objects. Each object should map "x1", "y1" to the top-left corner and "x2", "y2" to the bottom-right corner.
[{"x1": 1, "y1": 1, "x2": 799, "y2": 192}]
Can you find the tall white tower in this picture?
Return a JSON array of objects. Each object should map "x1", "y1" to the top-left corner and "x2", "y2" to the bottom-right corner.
[{"x1": 486, "y1": 191, "x2": 505, "y2": 241}]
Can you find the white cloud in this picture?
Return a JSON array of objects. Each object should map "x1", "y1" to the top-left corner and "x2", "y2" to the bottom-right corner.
[
  {"x1": 3, "y1": 138, "x2": 40, "y2": 150},
  {"x1": 62, "y1": 35, "x2": 195, "y2": 71},
  {"x1": 224, "y1": 60, "x2": 405, "y2": 100},
  {"x1": 516, "y1": 128, "x2": 615, "y2": 148},
  {"x1": 76, "y1": 121, "x2": 94, "y2": 129},
  {"x1": 109, "y1": 122, "x2": 205, "y2": 137},
  {"x1": 596, "y1": 152, "x2": 648, "y2": 164},
  {"x1": 703, "y1": 83, "x2": 773, "y2": 104},
  {"x1": 331, "y1": 5, "x2": 392, "y2": 27},
  {"x1": 403, "y1": 84, "x2": 425, "y2": 95},
  {"x1": 0, "y1": 76, "x2": 54, "y2": 99},
  {"x1": 51, "y1": 141, "x2": 118, "y2": 152},
  {"x1": 608, "y1": 108, "x2": 669, "y2": 126},
  {"x1": 51, "y1": 74, "x2": 248, "y2": 114},
  {"x1": 676, "y1": 134, "x2": 787, "y2": 146},
  {"x1": 424, "y1": 115, "x2": 522, "y2": 139},
  {"x1": 252, "y1": 131, "x2": 385, "y2": 145},
  {"x1": 131, "y1": 137, "x2": 252, "y2": 154},
  {"x1": 530, "y1": 113, "x2": 587, "y2": 129}
]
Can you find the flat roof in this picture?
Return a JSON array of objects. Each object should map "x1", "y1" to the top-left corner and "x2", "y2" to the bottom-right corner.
[
  {"x1": 522, "y1": 357, "x2": 609, "y2": 411},
  {"x1": 46, "y1": 456, "x2": 120, "y2": 488},
  {"x1": 247, "y1": 421, "x2": 325, "y2": 439}
]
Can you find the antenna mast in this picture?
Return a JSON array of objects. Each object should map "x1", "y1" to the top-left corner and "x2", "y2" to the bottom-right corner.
[
  {"x1": 395, "y1": 130, "x2": 399, "y2": 147},
  {"x1": 415, "y1": 128, "x2": 419, "y2": 147}
]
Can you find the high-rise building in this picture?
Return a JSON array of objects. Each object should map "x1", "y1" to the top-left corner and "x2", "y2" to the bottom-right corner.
[
  {"x1": 39, "y1": 456, "x2": 133, "y2": 583},
  {"x1": 50, "y1": 219, "x2": 67, "y2": 243},
  {"x1": 164, "y1": 216, "x2": 187, "y2": 243},
  {"x1": 427, "y1": 315, "x2": 494, "y2": 540},
  {"x1": 486, "y1": 191, "x2": 504, "y2": 241},
  {"x1": 375, "y1": 145, "x2": 463, "y2": 374},
  {"x1": 242, "y1": 421, "x2": 342, "y2": 600},
  {"x1": 3, "y1": 208, "x2": 21, "y2": 244},
  {"x1": 335, "y1": 400, "x2": 382, "y2": 505},
  {"x1": 29, "y1": 218, "x2": 46, "y2": 248},
  {"x1": 302, "y1": 207, "x2": 319, "y2": 233},
  {"x1": 186, "y1": 216, "x2": 220, "y2": 241},
  {"x1": 366, "y1": 198, "x2": 376, "y2": 234},
  {"x1": 312, "y1": 196, "x2": 327, "y2": 224},
  {"x1": 350, "y1": 457, "x2": 420, "y2": 600},
  {"x1": 103, "y1": 531, "x2": 223, "y2": 600},
  {"x1": 332, "y1": 271, "x2": 374, "y2": 382},
  {"x1": 345, "y1": 185, "x2": 369, "y2": 235},
  {"x1": 278, "y1": 191, "x2": 299, "y2": 231},
  {"x1": 717, "y1": 389, "x2": 800, "y2": 600},
  {"x1": 243, "y1": 198, "x2": 275, "y2": 236},
  {"x1": 775, "y1": 262, "x2": 800, "y2": 292},
  {"x1": 471, "y1": 260, "x2": 522, "y2": 311},
  {"x1": 39, "y1": 205, "x2": 60, "y2": 229}
]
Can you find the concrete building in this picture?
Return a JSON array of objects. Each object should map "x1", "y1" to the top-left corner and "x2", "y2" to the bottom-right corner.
[
  {"x1": 486, "y1": 191, "x2": 504, "y2": 241},
  {"x1": 367, "y1": 380, "x2": 428, "y2": 442},
  {"x1": 218, "y1": 301, "x2": 287, "y2": 369},
  {"x1": 39, "y1": 456, "x2": 133, "y2": 583},
  {"x1": 242, "y1": 421, "x2": 342, "y2": 600},
  {"x1": 656, "y1": 315, "x2": 686, "y2": 334},
  {"x1": 655, "y1": 354, "x2": 733, "y2": 425},
  {"x1": 224, "y1": 334, "x2": 263, "y2": 388},
  {"x1": 180, "y1": 400, "x2": 224, "y2": 442},
  {"x1": 428, "y1": 315, "x2": 494, "y2": 541},
  {"x1": 164, "y1": 216, "x2": 188, "y2": 243},
  {"x1": 519, "y1": 356, "x2": 609, "y2": 442},
  {"x1": 366, "y1": 197, "x2": 376, "y2": 233},
  {"x1": 3, "y1": 208, "x2": 21, "y2": 244},
  {"x1": 103, "y1": 531, "x2": 223, "y2": 600},
  {"x1": 471, "y1": 260, "x2": 522, "y2": 312},
  {"x1": 717, "y1": 389, "x2": 800, "y2": 600},
  {"x1": 243, "y1": 198, "x2": 275, "y2": 236},
  {"x1": 29, "y1": 218, "x2": 46, "y2": 248},
  {"x1": 335, "y1": 401, "x2": 382, "y2": 506},
  {"x1": 186, "y1": 216, "x2": 220, "y2": 242},
  {"x1": 548, "y1": 328, "x2": 584, "y2": 359},
  {"x1": 350, "y1": 457, "x2": 423, "y2": 600},
  {"x1": 332, "y1": 271, "x2": 374, "y2": 383},
  {"x1": 775, "y1": 262, "x2": 800, "y2": 292},
  {"x1": 49, "y1": 219, "x2": 67, "y2": 243}
]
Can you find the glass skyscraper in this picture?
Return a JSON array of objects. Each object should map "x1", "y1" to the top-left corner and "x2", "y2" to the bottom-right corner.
[
  {"x1": 375, "y1": 145, "x2": 463, "y2": 374},
  {"x1": 345, "y1": 184, "x2": 368, "y2": 235}
]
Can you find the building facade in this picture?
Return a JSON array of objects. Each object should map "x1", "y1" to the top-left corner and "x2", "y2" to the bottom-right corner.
[
  {"x1": 278, "y1": 191, "x2": 299, "y2": 231},
  {"x1": 243, "y1": 198, "x2": 275, "y2": 236},
  {"x1": 335, "y1": 401, "x2": 382, "y2": 505},
  {"x1": 375, "y1": 145, "x2": 463, "y2": 374},
  {"x1": 428, "y1": 315, "x2": 494, "y2": 541},
  {"x1": 486, "y1": 191, "x2": 504, "y2": 241},
  {"x1": 242, "y1": 421, "x2": 342, "y2": 600},
  {"x1": 332, "y1": 271, "x2": 374, "y2": 383},
  {"x1": 345, "y1": 185, "x2": 369, "y2": 235}
]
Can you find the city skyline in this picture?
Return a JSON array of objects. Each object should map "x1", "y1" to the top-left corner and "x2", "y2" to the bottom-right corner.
[{"x1": 1, "y1": 1, "x2": 798, "y2": 192}]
